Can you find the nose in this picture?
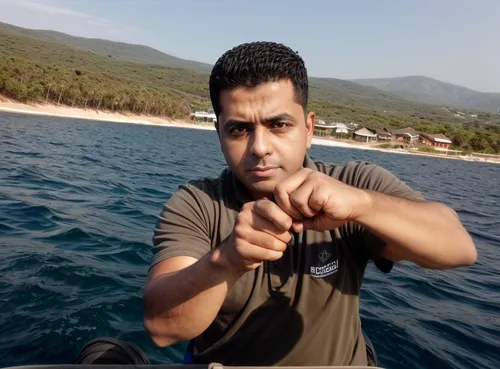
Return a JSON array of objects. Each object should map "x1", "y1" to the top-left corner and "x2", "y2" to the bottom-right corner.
[{"x1": 249, "y1": 126, "x2": 273, "y2": 159}]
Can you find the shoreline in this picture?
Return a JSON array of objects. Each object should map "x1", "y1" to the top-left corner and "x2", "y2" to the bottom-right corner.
[
  {"x1": 1, "y1": 100, "x2": 499, "y2": 164},
  {"x1": 0, "y1": 100, "x2": 217, "y2": 131}
]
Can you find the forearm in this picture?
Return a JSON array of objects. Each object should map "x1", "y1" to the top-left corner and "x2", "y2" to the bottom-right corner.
[
  {"x1": 143, "y1": 248, "x2": 244, "y2": 346},
  {"x1": 355, "y1": 190, "x2": 477, "y2": 269}
]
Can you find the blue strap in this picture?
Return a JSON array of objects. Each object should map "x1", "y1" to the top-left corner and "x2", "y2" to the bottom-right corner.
[{"x1": 183, "y1": 350, "x2": 194, "y2": 364}]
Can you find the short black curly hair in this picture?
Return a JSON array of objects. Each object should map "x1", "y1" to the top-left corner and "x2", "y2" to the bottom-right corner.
[{"x1": 209, "y1": 41, "x2": 309, "y2": 117}]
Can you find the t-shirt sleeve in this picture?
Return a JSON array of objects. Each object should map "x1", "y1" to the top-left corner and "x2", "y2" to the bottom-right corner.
[
  {"x1": 340, "y1": 161, "x2": 426, "y2": 273},
  {"x1": 150, "y1": 183, "x2": 212, "y2": 271}
]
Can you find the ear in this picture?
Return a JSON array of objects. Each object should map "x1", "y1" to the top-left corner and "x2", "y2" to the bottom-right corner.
[
  {"x1": 305, "y1": 111, "x2": 315, "y2": 149},
  {"x1": 215, "y1": 119, "x2": 220, "y2": 136}
]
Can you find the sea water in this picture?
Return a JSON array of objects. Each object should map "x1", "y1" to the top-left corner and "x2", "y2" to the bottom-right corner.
[{"x1": 1, "y1": 112, "x2": 499, "y2": 368}]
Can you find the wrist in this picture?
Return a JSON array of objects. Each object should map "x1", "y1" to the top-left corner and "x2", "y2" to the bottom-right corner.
[
  {"x1": 352, "y1": 189, "x2": 375, "y2": 224},
  {"x1": 209, "y1": 246, "x2": 246, "y2": 282}
]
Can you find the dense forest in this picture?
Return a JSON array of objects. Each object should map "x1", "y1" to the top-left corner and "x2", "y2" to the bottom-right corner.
[
  {"x1": 0, "y1": 55, "x2": 199, "y2": 118},
  {"x1": 0, "y1": 29, "x2": 499, "y2": 153}
]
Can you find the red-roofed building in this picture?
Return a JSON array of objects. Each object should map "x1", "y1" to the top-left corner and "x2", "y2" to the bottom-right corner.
[{"x1": 419, "y1": 133, "x2": 452, "y2": 149}]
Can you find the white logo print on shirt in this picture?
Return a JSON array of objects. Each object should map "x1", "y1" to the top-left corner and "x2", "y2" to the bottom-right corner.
[{"x1": 311, "y1": 249, "x2": 338, "y2": 278}]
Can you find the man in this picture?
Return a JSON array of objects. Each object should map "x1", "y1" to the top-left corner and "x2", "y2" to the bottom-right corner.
[{"x1": 143, "y1": 41, "x2": 477, "y2": 367}]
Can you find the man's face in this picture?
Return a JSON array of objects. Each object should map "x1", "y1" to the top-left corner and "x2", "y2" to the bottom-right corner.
[{"x1": 217, "y1": 80, "x2": 315, "y2": 199}]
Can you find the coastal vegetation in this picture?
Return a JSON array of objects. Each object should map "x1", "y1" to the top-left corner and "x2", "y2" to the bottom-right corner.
[
  {"x1": 0, "y1": 54, "x2": 197, "y2": 118},
  {"x1": 417, "y1": 145, "x2": 438, "y2": 153},
  {"x1": 0, "y1": 26, "x2": 499, "y2": 153}
]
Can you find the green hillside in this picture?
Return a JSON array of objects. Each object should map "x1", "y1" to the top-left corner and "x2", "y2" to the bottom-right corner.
[
  {"x1": 0, "y1": 23, "x2": 499, "y2": 153},
  {"x1": 0, "y1": 22, "x2": 213, "y2": 73},
  {"x1": 0, "y1": 26, "x2": 452, "y2": 120},
  {"x1": 307, "y1": 77, "x2": 463, "y2": 122},
  {"x1": 0, "y1": 22, "x2": 469, "y2": 122}
]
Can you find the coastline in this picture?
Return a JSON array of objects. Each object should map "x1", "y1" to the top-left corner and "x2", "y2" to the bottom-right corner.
[
  {"x1": 0, "y1": 100, "x2": 217, "y2": 131},
  {"x1": 1, "y1": 100, "x2": 499, "y2": 164}
]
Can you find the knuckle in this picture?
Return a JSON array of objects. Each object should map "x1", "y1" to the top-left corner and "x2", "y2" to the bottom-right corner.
[
  {"x1": 254, "y1": 199, "x2": 270, "y2": 214},
  {"x1": 267, "y1": 250, "x2": 283, "y2": 261},
  {"x1": 283, "y1": 217, "x2": 293, "y2": 230},
  {"x1": 290, "y1": 197, "x2": 305, "y2": 211},
  {"x1": 261, "y1": 236, "x2": 275, "y2": 250},
  {"x1": 235, "y1": 215, "x2": 243, "y2": 228},
  {"x1": 274, "y1": 214, "x2": 292, "y2": 231},
  {"x1": 236, "y1": 210, "x2": 245, "y2": 220},
  {"x1": 236, "y1": 209, "x2": 250, "y2": 223},
  {"x1": 307, "y1": 169, "x2": 317, "y2": 179},
  {"x1": 264, "y1": 237, "x2": 284, "y2": 252},
  {"x1": 234, "y1": 242, "x2": 246, "y2": 257},
  {"x1": 241, "y1": 202, "x2": 253, "y2": 212},
  {"x1": 283, "y1": 231, "x2": 292, "y2": 244},
  {"x1": 255, "y1": 198, "x2": 266, "y2": 206},
  {"x1": 233, "y1": 223, "x2": 248, "y2": 239},
  {"x1": 310, "y1": 197, "x2": 324, "y2": 210},
  {"x1": 301, "y1": 209, "x2": 315, "y2": 218},
  {"x1": 289, "y1": 192, "x2": 300, "y2": 204},
  {"x1": 276, "y1": 240, "x2": 287, "y2": 252},
  {"x1": 272, "y1": 239, "x2": 285, "y2": 252},
  {"x1": 253, "y1": 200, "x2": 265, "y2": 212},
  {"x1": 260, "y1": 235, "x2": 282, "y2": 252},
  {"x1": 290, "y1": 196, "x2": 312, "y2": 215},
  {"x1": 274, "y1": 184, "x2": 286, "y2": 198}
]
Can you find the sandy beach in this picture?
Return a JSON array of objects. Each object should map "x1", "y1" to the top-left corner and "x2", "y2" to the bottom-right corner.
[
  {"x1": 1, "y1": 100, "x2": 499, "y2": 164},
  {"x1": 0, "y1": 100, "x2": 217, "y2": 131}
]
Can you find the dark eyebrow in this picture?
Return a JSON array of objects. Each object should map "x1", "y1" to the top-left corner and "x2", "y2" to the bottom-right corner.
[
  {"x1": 224, "y1": 120, "x2": 252, "y2": 130},
  {"x1": 264, "y1": 113, "x2": 296, "y2": 124},
  {"x1": 223, "y1": 113, "x2": 296, "y2": 130}
]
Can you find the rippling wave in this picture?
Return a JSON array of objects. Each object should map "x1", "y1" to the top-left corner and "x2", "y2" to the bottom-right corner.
[{"x1": 1, "y1": 112, "x2": 499, "y2": 368}]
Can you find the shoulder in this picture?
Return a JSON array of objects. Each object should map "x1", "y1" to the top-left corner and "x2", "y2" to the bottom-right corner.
[
  {"x1": 162, "y1": 167, "x2": 239, "y2": 230},
  {"x1": 150, "y1": 172, "x2": 234, "y2": 268},
  {"x1": 314, "y1": 160, "x2": 425, "y2": 201},
  {"x1": 154, "y1": 168, "x2": 233, "y2": 245},
  {"x1": 171, "y1": 168, "x2": 232, "y2": 207},
  {"x1": 313, "y1": 159, "x2": 383, "y2": 183}
]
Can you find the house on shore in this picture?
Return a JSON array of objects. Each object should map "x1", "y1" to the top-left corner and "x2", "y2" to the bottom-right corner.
[
  {"x1": 353, "y1": 128, "x2": 378, "y2": 142},
  {"x1": 190, "y1": 109, "x2": 217, "y2": 123},
  {"x1": 391, "y1": 127, "x2": 420, "y2": 145},
  {"x1": 315, "y1": 120, "x2": 336, "y2": 130},
  {"x1": 314, "y1": 120, "x2": 336, "y2": 136},
  {"x1": 366, "y1": 128, "x2": 392, "y2": 141},
  {"x1": 419, "y1": 133, "x2": 452, "y2": 150},
  {"x1": 333, "y1": 123, "x2": 349, "y2": 134},
  {"x1": 345, "y1": 123, "x2": 359, "y2": 131},
  {"x1": 315, "y1": 121, "x2": 350, "y2": 136}
]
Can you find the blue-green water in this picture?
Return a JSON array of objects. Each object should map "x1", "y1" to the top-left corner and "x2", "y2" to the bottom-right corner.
[{"x1": 1, "y1": 112, "x2": 499, "y2": 369}]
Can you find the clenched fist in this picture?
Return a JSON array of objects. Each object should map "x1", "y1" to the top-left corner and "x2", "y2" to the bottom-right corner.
[
  {"x1": 274, "y1": 168, "x2": 369, "y2": 232},
  {"x1": 219, "y1": 199, "x2": 297, "y2": 272}
]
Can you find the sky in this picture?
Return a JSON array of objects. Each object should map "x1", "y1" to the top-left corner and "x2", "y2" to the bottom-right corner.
[{"x1": 0, "y1": 0, "x2": 499, "y2": 92}]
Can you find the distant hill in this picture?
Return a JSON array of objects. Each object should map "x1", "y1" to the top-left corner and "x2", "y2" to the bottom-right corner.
[
  {"x1": 351, "y1": 76, "x2": 500, "y2": 113},
  {"x1": 307, "y1": 77, "x2": 433, "y2": 115},
  {"x1": 0, "y1": 22, "x2": 213, "y2": 73}
]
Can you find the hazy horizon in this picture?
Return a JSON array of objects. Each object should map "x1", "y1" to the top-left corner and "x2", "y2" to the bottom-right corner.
[{"x1": 0, "y1": 0, "x2": 499, "y2": 93}]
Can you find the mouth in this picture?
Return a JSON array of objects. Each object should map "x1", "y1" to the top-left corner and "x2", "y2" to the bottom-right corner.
[{"x1": 248, "y1": 166, "x2": 280, "y2": 178}]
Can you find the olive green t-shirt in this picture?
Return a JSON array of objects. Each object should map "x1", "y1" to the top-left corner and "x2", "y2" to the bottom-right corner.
[{"x1": 150, "y1": 155, "x2": 424, "y2": 366}]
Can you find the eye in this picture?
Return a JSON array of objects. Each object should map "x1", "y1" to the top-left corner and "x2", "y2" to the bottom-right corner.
[
  {"x1": 270, "y1": 122, "x2": 289, "y2": 130},
  {"x1": 229, "y1": 126, "x2": 249, "y2": 136}
]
